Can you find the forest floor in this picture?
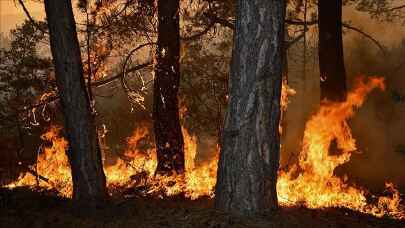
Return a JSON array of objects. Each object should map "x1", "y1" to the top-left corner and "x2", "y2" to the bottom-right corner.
[{"x1": 1, "y1": 187, "x2": 404, "y2": 228}]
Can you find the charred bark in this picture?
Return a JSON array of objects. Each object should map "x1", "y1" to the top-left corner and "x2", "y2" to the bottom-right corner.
[
  {"x1": 215, "y1": 0, "x2": 285, "y2": 216},
  {"x1": 318, "y1": 0, "x2": 347, "y2": 102},
  {"x1": 153, "y1": 0, "x2": 184, "y2": 174},
  {"x1": 44, "y1": 0, "x2": 107, "y2": 206}
]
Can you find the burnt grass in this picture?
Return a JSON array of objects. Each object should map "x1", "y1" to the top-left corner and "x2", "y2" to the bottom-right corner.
[{"x1": 0, "y1": 187, "x2": 404, "y2": 228}]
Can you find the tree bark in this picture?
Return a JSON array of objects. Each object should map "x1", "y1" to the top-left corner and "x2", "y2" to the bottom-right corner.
[
  {"x1": 44, "y1": 0, "x2": 107, "y2": 206},
  {"x1": 154, "y1": 0, "x2": 185, "y2": 174},
  {"x1": 318, "y1": 0, "x2": 347, "y2": 102},
  {"x1": 215, "y1": 0, "x2": 285, "y2": 216}
]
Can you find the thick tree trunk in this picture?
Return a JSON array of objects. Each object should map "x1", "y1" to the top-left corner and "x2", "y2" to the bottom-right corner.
[
  {"x1": 215, "y1": 0, "x2": 285, "y2": 216},
  {"x1": 154, "y1": 0, "x2": 184, "y2": 174},
  {"x1": 318, "y1": 0, "x2": 347, "y2": 102},
  {"x1": 44, "y1": 0, "x2": 107, "y2": 206}
]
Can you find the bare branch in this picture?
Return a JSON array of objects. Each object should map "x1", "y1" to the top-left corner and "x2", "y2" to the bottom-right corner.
[
  {"x1": 283, "y1": 18, "x2": 387, "y2": 55},
  {"x1": 17, "y1": 0, "x2": 48, "y2": 34},
  {"x1": 342, "y1": 23, "x2": 387, "y2": 55},
  {"x1": 285, "y1": 19, "x2": 318, "y2": 26},
  {"x1": 93, "y1": 61, "x2": 152, "y2": 88},
  {"x1": 286, "y1": 32, "x2": 306, "y2": 49},
  {"x1": 92, "y1": 42, "x2": 154, "y2": 88},
  {"x1": 388, "y1": 4, "x2": 405, "y2": 11},
  {"x1": 0, "y1": 61, "x2": 152, "y2": 125}
]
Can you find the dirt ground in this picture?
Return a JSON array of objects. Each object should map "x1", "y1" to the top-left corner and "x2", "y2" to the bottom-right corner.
[{"x1": 1, "y1": 187, "x2": 404, "y2": 228}]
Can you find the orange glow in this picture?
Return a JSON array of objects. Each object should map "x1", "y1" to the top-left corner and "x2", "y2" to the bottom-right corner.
[
  {"x1": 6, "y1": 123, "x2": 218, "y2": 200},
  {"x1": 280, "y1": 79, "x2": 296, "y2": 134},
  {"x1": 4, "y1": 76, "x2": 404, "y2": 219},
  {"x1": 277, "y1": 76, "x2": 404, "y2": 219},
  {"x1": 6, "y1": 126, "x2": 72, "y2": 198}
]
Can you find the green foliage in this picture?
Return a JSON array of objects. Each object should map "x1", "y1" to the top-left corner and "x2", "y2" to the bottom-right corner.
[
  {"x1": 0, "y1": 20, "x2": 53, "y2": 121},
  {"x1": 346, "y1": 0, "x2": 405, "y2": 23}
]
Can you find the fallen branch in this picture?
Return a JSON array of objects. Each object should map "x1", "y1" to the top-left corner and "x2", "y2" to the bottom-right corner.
[{"x1": 25, "y1": 167, "x2": 53, "y2": 185}]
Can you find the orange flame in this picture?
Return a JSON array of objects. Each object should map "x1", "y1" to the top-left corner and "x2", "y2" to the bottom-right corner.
[
  {"x1": 278, "y1": 76, "x2": 404, "y2": 219},
  {"x1": 280, "y1": 79, "x2": 296, "y2": 135},
  {"x1": 6, "y1": 124, "x2": 218, "y2": 199},
  {"x1": 4, "y1": 76, "x2": 404, "y2": 219},
  {"x1": 6, "y1": 126, "x2": 72, "y2": 197}
]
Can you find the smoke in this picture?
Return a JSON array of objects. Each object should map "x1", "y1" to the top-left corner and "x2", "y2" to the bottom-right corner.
[
  {"x1": 92, "y1": 3, "x2": 405, "y2": 193},
  {"x1": 342, "y1": 36, "x2": 405, "y2": 192},
  {"x1": 2, "y1": 1, "x2": 404, "y2": 193},
  {"x1": 281, "y1": 5, "x2": 405, "y2": 192}
]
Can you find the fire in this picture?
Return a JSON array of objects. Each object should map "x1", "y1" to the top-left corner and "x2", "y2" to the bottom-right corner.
[
  {"x1": 6, "y1": 126, "x2": 72, "y2": 197},
  {"x1": 278, "y1": 76, "x2": 404, "y2": 219},
  {"x1": 106, "y1": 125, "x2": 218, "y2": 200},
  {"x1": 281, "y1": 79, "x2": 296, "y2": 112},
  {"x1": 280, "y1": 79, "x2": 296, "y2": 134},
  {"x1": 6, "y1": 123, "x2": 218, "y2": 200},
  {"x1": 4, "y1": 76, "x2": 404, "y2": 219}
]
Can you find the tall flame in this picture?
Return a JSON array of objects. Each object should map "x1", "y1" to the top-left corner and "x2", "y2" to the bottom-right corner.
[
  {"x1": 4, "y1": 77, "x2": 404, "y2": 219},
  {"x1": 278, "y1": 77, "x2": 404, "y2": 219},
  {"x1": 6, "y1": 126, "x2": 72, "y2": 197}
]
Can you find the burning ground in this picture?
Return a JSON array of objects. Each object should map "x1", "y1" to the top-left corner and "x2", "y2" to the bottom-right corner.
[{"x1": 1, "y1": 77, "x2": 405, "y2": 227}]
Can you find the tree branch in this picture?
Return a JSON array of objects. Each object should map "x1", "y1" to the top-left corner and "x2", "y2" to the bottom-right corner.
[
  {"x1": 0, "y1": 61, "x2": 152, "y2": 125},
  {"x1": 93, "y1": 61, "x2": 152, "y2": 87},
  {"x1": 283, "y1": 18, "x2": 387, "y2": 55},
  {"x1": 342, "y1": 23, "x2": 386, "y2": 55},
  {"x1": 285, "y1": 19, "x2": 318, "y2": 26},
  {"x1": 286, "y1": 32, "x2": 306, "y2": 49},
  {"x1": 17, "y1": 0, "x2": 48, "y2": 34},
  {"x1": 388, "y1": 4, "x2": 405, "y2": 11}
]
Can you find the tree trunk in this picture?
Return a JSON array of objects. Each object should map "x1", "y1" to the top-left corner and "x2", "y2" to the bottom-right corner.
[
  {"x1": 154, "y1": 0, "x2": 184, "y2": 174},
  {"x1": 318, "y1": 0, "x2": 347, "y2": 102},
  {"x1": 215, "y1": 0, "x2": 285, "y2": 216},
  {"x1": 44, "y1": 0, "x2": 107, "y2": 206}
]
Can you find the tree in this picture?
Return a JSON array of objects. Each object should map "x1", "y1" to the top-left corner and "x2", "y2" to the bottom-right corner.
[
  {"x1": 351, "y1": 0, "x2": 405, "y2": 23},
  {"x1": 215, "y1": 0, "x2": 286, "y2": 216},
  {"x1": 153, "y1": 0, "x2": 185, "y2": 174},
  {"x1": 319, "y1": 0, "x2": 347, "y2": 101},
  {"x1": 44, "y1": 0, "x2": 107, "y2": 207},
  {"x1": 0, "y1": 21, "x2": 52, "y2": 128}
]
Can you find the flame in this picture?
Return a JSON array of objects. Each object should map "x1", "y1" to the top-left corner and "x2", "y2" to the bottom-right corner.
[
  {"x1": 4, "y1": 76, "x2": 404, "y2": 219},
  {"x1": 281, "y1": 79, "x2": 297, "y2": 112},
  {"x1": 7, "y1": 123, "x2": 218, "y2": 200},
  {"x1": 6, "y1": 126, "x2": 72, "y2": 197},
  {"x1": 106, "y1": 125, "x2": 218, "y2": 200},
  {"x1": 280, "y1": 79, "x2": 296, "y2": 135},
  {"x1": 277, "y1": 76, "x2": 404, "y2": 219}
]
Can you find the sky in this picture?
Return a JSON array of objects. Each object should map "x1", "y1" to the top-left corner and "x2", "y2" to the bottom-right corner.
[
  {"x1": 1, "y1": 0, "x2": 405, "y2": 47},
  {"x1": 0, "y1": 0, "x2": 44, "y2": 36}
]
